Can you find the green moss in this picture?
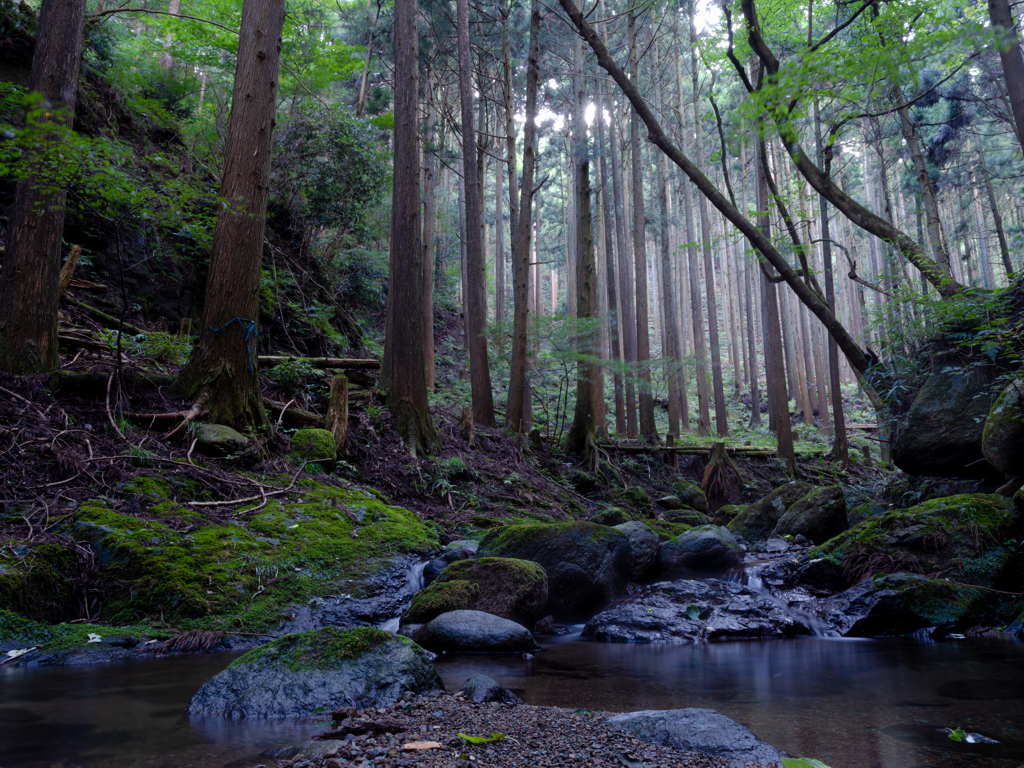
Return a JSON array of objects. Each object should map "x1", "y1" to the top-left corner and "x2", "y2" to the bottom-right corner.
[
  {"x1": 120, "y1": 476, "x2": 173, "y2": 500},
  {"x1": 635, "y1": 520, "x2": 693, "y2": 541},
  {"x1": 0, "y1": 542, "x2": 81, "y2": 622},
  {"x1": 0, "y1": 609, "x2": 174, "y2": 653},
  {"x1": 290, "y1": 428, "x2": 337, "y2": 468},
  {"x1": 402, "y1": 580, "x2": 480, "y2": 624},
  {"x1": 45, "y1": 480, "x2": 437, "y2": 631},
  {"x1": 479, "y1": 521, "x2": 623, "y2": 554},
  {"x1": 229, "y1": 626, "x2": 401, "y2": 672},
  {"x1": 809, "y1": 494, "x2": 1018, "y2": 585}
]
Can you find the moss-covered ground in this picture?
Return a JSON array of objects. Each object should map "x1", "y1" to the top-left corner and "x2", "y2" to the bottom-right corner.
[{"x1": 228, "y1": 625, "x2": 404, "y2": 672}]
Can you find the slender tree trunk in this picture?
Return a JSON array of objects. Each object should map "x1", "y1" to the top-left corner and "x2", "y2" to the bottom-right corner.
[
  {"x1": 739, "y1": 132, "x2": 761, "y2": 427},
  {"x1": 379, "y1": 0, "x2": 437, "y2": 454},
  {"x1": 495, "y1": 149, "x2": 506, "y2": 329},
  {"x1": 422, "y1": 70, "x2": 438, "y2": 390},
  {"x1": 172, "y1": 0, "x2": 286, "y2": 430},
  {"x1": 506, "y1": 0, "x2": 541, "y2": 433},
  {"x1": 628, "y1": 10, "x2": 656, "y2": 441},
  {"x1": 456, "y1": 0, "x2": 495, "y2": 426},
  {"x1": 974, "y1": 137, "x2": 1013, "y2": 280},
  {"x1": 597, "y1": 75, "x2": 626, "y2": 437},
  {"x1": 989, "y1": 0, "x2": 1024, "y2": 151},
  {"x1": 0, "y1": 0, "x2": 88, "y2": 373}
]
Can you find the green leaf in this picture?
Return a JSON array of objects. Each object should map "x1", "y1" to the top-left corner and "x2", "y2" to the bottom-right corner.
[
  {"x1": 782, "y1": 759, "x2": 832, "y2": 768},
  {"x1": 686, "y1": 605, "x2": 701, "y2": 620},
  {"x1": 574, "y1": 708, "x2": 593, "y2": 715},
  {"x1": 947, "y1": 728, "x2": 966, "y2": 743},
  {"x1": 457, "y1": 732, "x2": 505, "y2": 744}
]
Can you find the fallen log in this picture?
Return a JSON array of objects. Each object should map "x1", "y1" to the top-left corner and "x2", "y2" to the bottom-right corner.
[
  {"x1": 258, "y1": 355, "x2": 380, "y2": 370},
  {"x1": 64, "y1": 296, "x2": 146, "y2": 336},
  {"x1": 265, "y1": 399, "x2": 322, "y2": 426}
]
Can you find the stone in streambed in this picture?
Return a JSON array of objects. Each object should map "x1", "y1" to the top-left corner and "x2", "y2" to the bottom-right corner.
[
  {"x1": 672, "y1": 479, "x2": 710, "y2": 514},
  {"x1": 613, "y1": 521, "x2": 659, "y2": 581},
  {"x1": 582, "y1": 578, "x2": 810, "y2": 643},
  {"x1": 727, "y1": 482, "x2": 811, "y2": 544},
  {"x1": 772, "y1": 485, "x2": 848, "y2": 545},
  {"x1": 460, "y1": 674, "x2": 522, "y2": 704},
  {"x1": 606, "y1": 708, "x2": 789, "y2": 766},
  {"x1": 185, "y1": 627, "x2": 442, "y2": 719},
  {"x1": 414, "y1": 610, "x2": 540, "y2": 653},
  {"x1": 658, "y1": 525, "x2": 743, "y2": 577}
]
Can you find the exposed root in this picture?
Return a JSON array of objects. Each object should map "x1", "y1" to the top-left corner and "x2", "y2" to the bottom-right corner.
[{"x1": 151, "y1": 629, "x2": 225, "y2": 654}]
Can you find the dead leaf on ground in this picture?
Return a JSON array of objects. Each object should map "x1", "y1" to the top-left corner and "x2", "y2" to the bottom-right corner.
[{"x1": 403, "y1": 741, "x2": 442, "y2": 751}]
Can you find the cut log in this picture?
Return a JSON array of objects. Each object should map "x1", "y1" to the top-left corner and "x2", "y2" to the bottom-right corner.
[
  {"x1": 58, "y1": 245, "x2": 82, "y2": 297},
  {"x1": 67, "y1": 278, "x2": 107, "y2": 293},
  {"x1": 326, "y1": 376, "x2": 349, "y2": 453},
  {"x1": 257, "y1": 355, "x2": 380, "y2": 370},
  {"x1": 264, "y1": 399, "x2": 321, "y2": 426}
]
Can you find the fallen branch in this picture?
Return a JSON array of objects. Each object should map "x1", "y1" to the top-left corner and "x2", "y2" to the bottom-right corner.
[
  {"x1": 64, "y1": 296, "x2": 146, "y2": 335},
  {"x1": 185, "y1": 462, "x2": 310, "y2": 508},
  {"x1": 257, "y1": 355, "x2": 380, "y2": 370},
  {"x1": 106, "y1": 373, "x2": 127, "y2": 443},
  {"x1": 163, "y1": 403, "x2": 204, "y2": 441}
]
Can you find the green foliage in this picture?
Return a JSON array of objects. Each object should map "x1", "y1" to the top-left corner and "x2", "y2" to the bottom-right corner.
[
  {"x1": 265, "y1": 357, "x2": 327, "y2": 388},
  {"x1": 946, "y1": 728, "x2": 966, "y2": 743},
  {"x1": 782, "y1": 759, "x2": 832, "y2": 768},
  {"x1": 229, "y1": 626, "x2": 398, "y2": 672},
  {"x1": 458, "y1": 732, "x2": 505, "y2": 744}
]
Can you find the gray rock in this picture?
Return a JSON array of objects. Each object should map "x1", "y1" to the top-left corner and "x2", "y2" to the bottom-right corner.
[
  {"x1": 613, "y1": 521, "x2": 659, "y2": 581},
  {"x1": 582, "y1": 578, "x2": 810, "y2": 643},
  {"x1": 655, "y1": 495, "x2": 685, "y2": 511},
  {"x1": 447, "y1": 539, "x2": 480, "y2": 555},
  {"x1": 982, "y1": 375, "x2": 1024, "y2": 477},
  {"x1": 194, "y1": 423, "x2": 249, "y2": 457},
  {"x1": 891, "y1": 363, "x2": 999, "y2": 479},
  {"x1": 460, "y1": 674, "x2": 521, "y2": 704},
  {"x1": 772, "y1": 485, "x2": 848, "y2": 545},
  {"x1": 606, "y1": 708, "x2": 788, "y2": 767},
  {"x1": 663, "y1": 508, "x2": 712, "y2": 526},
  {"x1": 727, "y1": 482, "x2": 811, "y2": 543},
  {"x1": 185, "y1": 627, "x2": 442, "y2": 718},
  {"x1": 477, "y1": 522, "x2": 632, "y2": 620},
  {"x1": 658, "y1": 526, "x2": 743, "y2": 577},
  {"x1": 414, "y1": 610, "x2": 541, "y2": 653}
]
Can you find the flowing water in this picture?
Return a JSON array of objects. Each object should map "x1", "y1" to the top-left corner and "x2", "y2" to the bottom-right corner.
[{"x1": 2, "y1": 634, "x2": 1022, "y2": 768}]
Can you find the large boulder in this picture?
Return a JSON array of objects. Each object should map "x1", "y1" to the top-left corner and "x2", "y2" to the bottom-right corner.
[
  {"x1": 808, "y1": 493, "x2": 1019, "y2": 590},
  {"x1": 413, "y1": 610, "x2": 540, "y2": 653},
  {"x1": 891, "y1": 363, "x2": 999, "y2": 479},
  {"x1": 476, "y1": 522, "x2": 632, "y2": 620},
  {"x1": 401, "y1": 557, "x2": 547, "y2": 627},
  {"x1": 813, "y1": 573, "x2": 993, "y2": 637},
  {"x1": 582, "y1": 578, "x2": 810, "y2": 643},
  {"x1": 658, "y1": 526, "x2": 743, "y2": 578},
  {"x1": 194, "y1": 423, "x2": 249, "y2": 457},
  {"x1": 772, "y1": 485, "x2": 848, "y2": 544},
  {"x1": 613, "y1": 521, "x2": 659, "y2": 580},
  {"x1": 606, "y1": 709, "x2": 788, "y2": 767},
  {"x1": 185, "y1": 627, "x2": 442, "y2": 718},
  {"x1": 727, "y1": 482, "x2": 811, "y2": 543},
  {"x1": 982, "y1": 375, "x2": 1024, "y2": 477}
]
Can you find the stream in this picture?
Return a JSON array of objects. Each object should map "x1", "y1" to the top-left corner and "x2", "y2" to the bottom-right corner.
[{"x1": 2, "y1": 632, "x2": 1022, "y2": 768}]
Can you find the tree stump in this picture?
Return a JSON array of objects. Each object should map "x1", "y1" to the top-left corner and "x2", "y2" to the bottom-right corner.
[
  {"x1": 326, "y1": 375, "x2": 349, "y2": 454},
  {"x1": 665, "y1": 433, "x2": 679, "y2": 471},
  {"x1": 458, "y1": 406, "x2": 475, "y2": 446},
  {"x1": 701, "y1": 441, "x2": 741, "y2": 502}
]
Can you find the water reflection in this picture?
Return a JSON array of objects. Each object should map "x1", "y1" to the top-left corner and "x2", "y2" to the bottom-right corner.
[{"x1": 1, "y1": 636, "x2": 1021, "y2": 768}]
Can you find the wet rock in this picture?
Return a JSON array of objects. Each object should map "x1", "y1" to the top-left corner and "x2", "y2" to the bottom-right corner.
[
  {"x1": 446, "y1": 539, "x2": 480, "y2": 555},
  {"x1": 891, "y1": 363, "x2": 1000, "y2": 479},
  {"x1": 772, "y1": 485, "x2": 848, "y2": 545},
  {"x1": 672, "y1": 479, "x2": 709, "y2": 514},
  {"x1": 613, "y1": 521, "x2": 659, "y2": 581},
  {"x1": 982, "y1": 375, "x2": 1024, "y2": 477},
  {"x1": 591, "y1": 507, "x2": 626, "y2": 526},
  {"x1": 814, "y1": 573, "x2": 992, "y2": 637},
  {"x1": 413, "y1": 610, "x2": 540, "y2": 653},
  {"x1": 727, "y1": 482, "x2": 811, "y2": 543},
  {"x1": 582, "y1": 578, "x2": 810, "y2": 643},
  {"x1": 655, "y1": 495, "x2": 685, "y2": 510},
  {"x1": 185, "y1": 627, "x2": 442, "y2": 718},
  {"x1": 460, "y1": 674, "x2": 521, "y2": 704},
  {"x1": 713, "y1": 504, "x2": 744, "y2": 526},
  {"x1": 194, "y1": 423, "x2": 249, "y2": 457},
  {"x1": 606, "y1": 708, "x2": 789, "y2": 766},
  {"x1": 664, "y1": 508, "x2": 712, "y2": 526},
  {"x1": 532, "y1": 615, "x2": 569, "y2": 635},
  {"x1": 422, "y1": 546, "x2": 475, "y2": 587},
  {"x1": 658, "y1": 526, "x2": 744, "y2": 578},
  {"x1": 421, "y1": 558, "x2": 448, "y2": 587},
  {"x1": 477, "y1": 522, "x2": 632, "y2": 620},
  {"x1": 760, "y1": 538, "x2": 795, "y2": 553},
  {"x1": 401, "y1": 557, "x2": 547, "y2": 627}
]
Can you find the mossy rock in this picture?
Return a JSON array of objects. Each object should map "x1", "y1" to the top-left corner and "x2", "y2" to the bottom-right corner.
[
  {"x1": 194, "y1": 423, "x2": 249, "y2": 457},
  {"x1": 672, "y1": 479, "x2": 709, "y2": 514},
  {"x1": 658, "y1": 525, "x2": 744, "y2": 577},
  {"x1": 848, "y1": 501, "x2": 887, "y2": 527},
  {"x1": 290, "y1": 428, "x2": 337, "y2": 469},
  {"x1": 186, "y1": 626, "x2": 442, "y2": 717},
  {"x1": 0, "y1": 542, "x2": 82, "y2": 623},
  {"x1": 713, "y1": 504, "x2": 744, "y2": 526},
  {"x1": 664, "y1": 507, "x2": 711, "y2": 526},
  {"x1": 643, "y1": 520, "x2": 694, "y2": 541},
  {"x1": 772, "y1": 486, "x2": 848, "y2": 545},
  {"x1": 609, "y1": 486, "x2": 653, "y2": 517},
  {"x1": 592, "y1": 507, "x2": 627, "y2": 526},
  {"x1": 477, "y1": 522, "x2": 632, "y2": 620},
  {"x1": 982, "y1": 375, "x2": 1024, "y2": 476},
  {"x1": 727, "y1": 481, "x2": 811, "y2": 543},
  {"x1": 809, "y1": 494, "x2": 1019, "y2": 589},
  {"x1": 44, "y1": 481, "x2": 437, "y2": 629}
]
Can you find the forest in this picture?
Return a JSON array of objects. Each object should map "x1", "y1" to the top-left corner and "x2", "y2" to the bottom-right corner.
[{"x1": 0, "y1": 0, "x2": 1022, "y2": 764}]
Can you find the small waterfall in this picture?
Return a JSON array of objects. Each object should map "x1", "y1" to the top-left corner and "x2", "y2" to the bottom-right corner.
[
  {"x1": 380, "y1": 558, "x2": 429, "y2": 633},
  {"x1": 726, "y1": 563, "x2": 834, "y2": 637}
]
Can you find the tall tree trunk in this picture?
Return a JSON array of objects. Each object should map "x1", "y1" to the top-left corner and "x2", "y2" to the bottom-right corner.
[
  {"x1": 457, "y1": 0, "x2": 495, "y2": 426},
  {"x1": 506, "y1": 0, "x2": 541, "y2": 433},
  {"x1": 738, "y1": 131, "x2": 761, "y2": 427},
  {"x1": 0, "y1": 0, "x2": 87, "y2": 374},
  {"x1": 609, "y1": 95, "x2": 638, "y2": 438},
  {"x1": 989, "y1": 0, "x2": 1024, "y2": 152},
  {"x1": 495, "y1": 145, "x2": 506, "y2": 329},
  {"x1": 379, "y1": 0, "x2": 437, "y2": 453},
  {"x1": 422, "y1": 70, "x2": 438, "y2": 390},
  {"x1": 566, "y1": 34, "x2": 596, "y2": 455},
  {"x1": 172, "y1": 0, "x2": 286, "y2": 430},
  {"x1": 628, "y1": 10, "x2": 656, "y2": 440},
  {"x1": 597, "y1": 75, "x2": 626, "y2": 437},
  {"x1": 974, "y1": 136, "x2": 1013, "y2": 280}
]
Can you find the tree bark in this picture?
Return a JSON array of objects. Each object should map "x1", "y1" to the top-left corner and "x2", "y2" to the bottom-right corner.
[
  {"x1": 172, "y1": 0, "x2": 286, "y2": 430},
  {"x1": 989, "y1": 0, "x2": 1024, "y2": 152},
  {"x1": 0, "y1": 0, "x2": 87, "y2": 374},
  {"x1": 975, "y1": 135, "x2": 1013, "y2": 280},
  {"x1": 379, "y1": 0, "x2": 437, "y2": 455},
  {"x1": 422, "y1": 70, "x2": 438, "y2": 390},
  {"x1": 505, "y1": 0, "x2": 541, "y2": 434}
]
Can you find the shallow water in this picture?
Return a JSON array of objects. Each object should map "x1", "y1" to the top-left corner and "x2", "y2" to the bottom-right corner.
[{"x1": 1, "y1": 635, "x2": 1022, "y2": 768}]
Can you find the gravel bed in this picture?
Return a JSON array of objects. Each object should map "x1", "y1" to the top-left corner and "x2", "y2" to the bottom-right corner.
[{"x1": 252, "y1": 690, "x2": 765, "y2": 768}]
